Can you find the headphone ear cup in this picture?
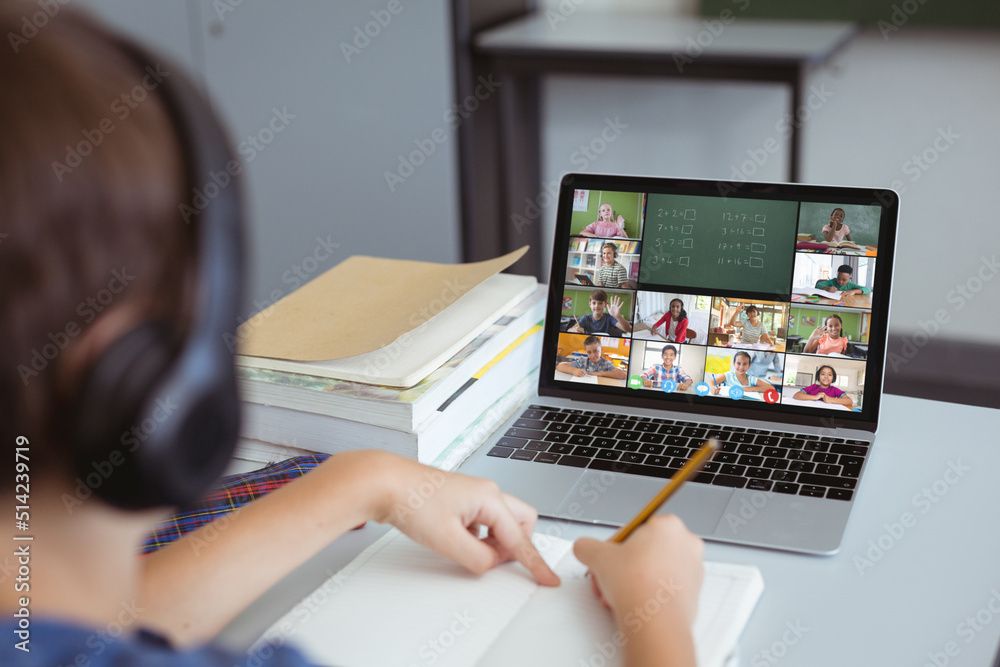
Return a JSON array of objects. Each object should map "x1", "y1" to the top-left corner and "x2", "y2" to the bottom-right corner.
[{"x1": 74, "y1": 322, "x2": 178, "y2": 508}]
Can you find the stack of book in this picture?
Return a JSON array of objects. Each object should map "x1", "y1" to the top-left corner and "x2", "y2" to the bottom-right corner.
[{"x1": 232, "y1": 251, "x2": 545, "y2": 468}]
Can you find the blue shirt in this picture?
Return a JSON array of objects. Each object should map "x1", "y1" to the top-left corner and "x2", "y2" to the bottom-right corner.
[
  {"x1": 577, "y1": 313, "x2": 620, "y2": 336},
  {"x1": 0, "y1": 619, "x2": 312, "y2": 667}
]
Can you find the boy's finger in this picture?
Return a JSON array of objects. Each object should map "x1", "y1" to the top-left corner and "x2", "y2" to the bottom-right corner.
[
  {"x1": 573, "y1": 536, "x2": 607, "y2": 567},
  {"x1": 481, "y1": 503, "x2": 559, "y2": 586}
]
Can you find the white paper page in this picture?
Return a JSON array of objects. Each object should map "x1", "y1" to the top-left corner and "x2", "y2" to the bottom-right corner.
[
  {"x1": 260, "y1": 533, "x2": 762, "y2": 667},
  {"x1": 792, "y1": 287, "x2": 843, "y2": 299},
  {"x1": 554, "y1": 370, "x2": 599, "y2": 384},
  {"x1": 257, "y1": 530, "x2": 572, "y2": 667},
  {"x1": 480, "y1": 553, "x2": 764, "y2": 667}
]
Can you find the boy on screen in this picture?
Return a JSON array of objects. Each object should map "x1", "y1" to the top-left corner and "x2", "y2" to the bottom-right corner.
[
  {"x1": 815, "y1": 264, "x2": 871, "y2": 296},
  {"x1": 641, "y1": 345, "x2": 692, "y2": 390},
  {"x1": 568, "y1": 289, "x2": 633, "y2": 336},
  {"x1": 557, "y1": 336, "x2": 627, "y2": 380}
]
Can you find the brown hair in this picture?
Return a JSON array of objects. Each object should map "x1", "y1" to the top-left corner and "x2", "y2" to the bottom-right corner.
[
  {"x1": 0, "y1": 5, "x2": 193, "y2": 477},
  {"x1": 589, "y1": 289, "x2": 608, "y2": 303}
]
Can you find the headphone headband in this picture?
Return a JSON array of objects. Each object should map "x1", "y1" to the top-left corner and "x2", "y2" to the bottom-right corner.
[{"x1": 74, "y1": 35, "x2": 246, "y2": 509}]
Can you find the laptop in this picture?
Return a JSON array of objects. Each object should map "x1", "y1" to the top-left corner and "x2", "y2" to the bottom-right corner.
[{"x1": 458, "y1": 173, "x2": 898, "y2": 555}]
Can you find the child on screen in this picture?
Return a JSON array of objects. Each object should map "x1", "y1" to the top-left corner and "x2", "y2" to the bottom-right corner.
[
  {"x1": 579, "y1": 202, "x2": 628, "y2": 238},
  {"x1": 707, "y1": 351, "x2": 776, "y2": 397},
  {"x1": 803, "y1": 314, "x2": 849, "y2": 355},
  {"x1": 568, "y1": 289, "x2": 633, "y2": 336},
  {"x1": 651, "y1": 298, "x2": 689, "y2": 343},
  {"x1": 793, "y1": 365, "x2": 854, "y2": 407}
]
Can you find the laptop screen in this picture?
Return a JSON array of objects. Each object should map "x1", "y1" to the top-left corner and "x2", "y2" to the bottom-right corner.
[{"x1": 540, "y1": 174, "x2": 899, "y2": 431}]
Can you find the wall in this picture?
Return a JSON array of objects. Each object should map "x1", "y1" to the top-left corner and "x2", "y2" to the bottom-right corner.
[{"x1": 77, "y1": 0, "x2": 461, "y2": 316}]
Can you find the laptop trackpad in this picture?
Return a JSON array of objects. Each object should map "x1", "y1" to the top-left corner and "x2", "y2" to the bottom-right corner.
[{"x1": 555, "y1": 472, "x2": 733, "y2": 535}]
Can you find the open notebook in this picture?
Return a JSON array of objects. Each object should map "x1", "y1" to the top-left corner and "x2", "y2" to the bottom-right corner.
[{"x1": 257, "y1": 530, "x2": 764, "y2": 667}]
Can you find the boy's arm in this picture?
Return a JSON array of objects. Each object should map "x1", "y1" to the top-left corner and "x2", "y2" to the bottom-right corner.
[
  {"x1": 137, "y1": 451, "x2": 558, "y2": 647},
  {"x1": 602, "y1": 364, "x2": 627, "y2": 380}
]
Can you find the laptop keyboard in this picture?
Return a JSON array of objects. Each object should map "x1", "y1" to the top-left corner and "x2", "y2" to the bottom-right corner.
[{"x1": 486, "y1": 405, "x2": 870, "y2": 501}]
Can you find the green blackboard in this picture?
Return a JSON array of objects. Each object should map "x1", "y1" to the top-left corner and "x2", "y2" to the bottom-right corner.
[
  {"x1": 640, "y1": 194, "x2": 799, "y2": 295},
  {"x1": 570, "y1": 190, "x2": 643, "y2": 238},
  {"x1": 796, "y1": 202, "x2": 880, "y2": 248}
]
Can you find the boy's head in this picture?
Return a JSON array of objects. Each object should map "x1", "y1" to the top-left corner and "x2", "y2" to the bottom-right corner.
[
  {"x1": 835, "y1": 264, "x2": 854, "y2": 286},
  {"x1": 583, "y1": 335, "x2": 602, "y2": 362},
  {"x1": 600, "y1": 243, "x2": 617, "y2": 264},
  {"x1": 589, "y1": 289, "x2": 608, "y2": 317},
  {"x1": 660, "y1": 345, "x2": 677, "y2": 366},
  {"x1": 744, "y1": 305, "x2": 758, "y2": 318},
  {"x1": 1, "y1": 5, "x2": 241, "y2": 507}
]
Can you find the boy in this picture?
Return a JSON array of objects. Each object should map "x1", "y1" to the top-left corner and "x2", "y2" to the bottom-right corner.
[
  {"x1": 595, "y1": 242, "x2": 628, "y2": 288},
  {"x1": 641, "y1": 345, "x2": 692, "y2": 391},
  {"x1": 0, "y1": 5, "x2": 702, "y2": 667},
  {"x1": 815, "y1": 264, "x2": 871, "y2": 296},
  {"x1": 568, "y1": 289, "x2": 633, "y2": 336},
  {"x1": 557, "y1": 336, "x2": 627, "y2": 380}
]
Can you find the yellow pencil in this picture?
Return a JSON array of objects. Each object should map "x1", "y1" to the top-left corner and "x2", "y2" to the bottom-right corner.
[{"x1": 610, "y1": 438, "x2": 721, "y2": 543}]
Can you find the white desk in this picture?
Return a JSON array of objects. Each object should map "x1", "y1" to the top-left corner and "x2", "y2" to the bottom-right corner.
[{"x1": 219, "y1": 395, "x2": 1000, "y2": 666}]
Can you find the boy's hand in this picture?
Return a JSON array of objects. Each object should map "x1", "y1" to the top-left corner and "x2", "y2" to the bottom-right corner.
[
  {"x1": 822, "y1": 286, "x2": 837, "y2": 293},
  {"x1": 608, "y1": 295, "x2": 624, "y2": 319},
  {"x1": 374, "y1": 457, "x2": 560, "y2": 586},
  {"x1": 570, "y1": 367, "x2": 588, "y2": 377},
  {"x1": 574, "y1": 515, "x2": 704, "y2": 625}
]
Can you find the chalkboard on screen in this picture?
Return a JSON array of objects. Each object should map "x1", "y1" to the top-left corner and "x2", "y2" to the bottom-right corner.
[{"x1": 640, "y1": 194, "x2": 799, "y2": 294}]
